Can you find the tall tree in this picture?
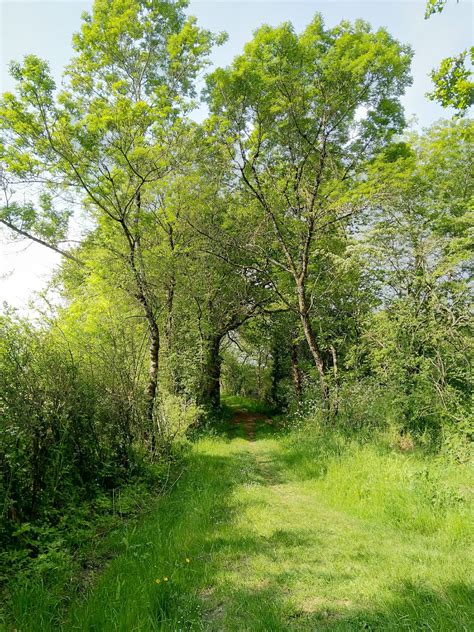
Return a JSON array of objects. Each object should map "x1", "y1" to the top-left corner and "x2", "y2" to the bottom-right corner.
[
  {"x1": 206, "y1": 16, "x2": 412, "y2": 407},
  {"x1": 0, "y1": 0, "x2": 220, "y2": 436}
]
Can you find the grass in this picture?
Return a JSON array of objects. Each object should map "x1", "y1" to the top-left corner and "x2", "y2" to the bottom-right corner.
[
  {"x1": 221, "y1": 395, "x2": 275, "y2": 416},
  {"x1": 3, "y1": 398, "x2": 473, "y2": 630}
]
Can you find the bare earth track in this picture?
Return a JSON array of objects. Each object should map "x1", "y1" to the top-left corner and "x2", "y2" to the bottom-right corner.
[{"x1": 230, "y1": 409, "x2": 273, "y2": 441}]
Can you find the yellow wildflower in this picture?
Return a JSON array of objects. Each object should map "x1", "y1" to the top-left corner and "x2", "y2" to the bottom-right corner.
[
  {"x1": 164, "y1": 577, "x2": 169, "y2": 582},
  {"x1": 186, "y1": 558, "x2": 190, "y2": 563},
  {"x1": 155, "y1": 579, "x2": 161, "y2": 584}
]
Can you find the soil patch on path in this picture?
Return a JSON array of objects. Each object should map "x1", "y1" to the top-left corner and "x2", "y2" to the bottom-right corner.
[{"x1": 230, "y1": 409, "x2": 273, "y2": 441}]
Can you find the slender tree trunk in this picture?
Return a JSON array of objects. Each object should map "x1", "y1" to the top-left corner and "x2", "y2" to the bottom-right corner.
[
  {"x1": 330, "y1": 344, "x2": 339, "y2": 416},
  {"x1": 146, "y1": 319, "x2": 160, "y2": 426},
  {"x1": 132, "y1": 281, "x2": 160, "y2": 434},
  {"x1": 165, "y1": 221, "x2": 176, "y2": 355},
  {"x1": 271, "y1": 341, "x2": 282, "y2": 407},
  {"x1": 165, "y1": 279, "x2": 175, "y2": 352},
  {"x1": 290, "y1": 342, "x2": 303, "y2": 406},
  {"x1": 163, "y1": 277, "x2": 177, "y2": 395},
  {"x1": 123, "y1": 193, "x2": 161, "y2": 440},
  {"x1": 199, "y1": 334, "x2": 222, "y2": 410},
  {"x1": 131, "y1": 273, "x2": 160, "y2": 443},
  {"x1": 257, "y1": 352, "x2": 263, "y2": 399},
  {"x1": 296, "y1": 282, "x2": 329, "y2": 405}
]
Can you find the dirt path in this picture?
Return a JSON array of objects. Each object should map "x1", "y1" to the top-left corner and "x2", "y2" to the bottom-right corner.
[{"x1": 230, "y1": 408, "x2": 272, "y2": 441}]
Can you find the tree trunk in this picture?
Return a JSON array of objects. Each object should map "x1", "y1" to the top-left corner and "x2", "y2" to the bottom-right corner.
[
  {"x1": 163, "y1": 278, "x2": 178, "y2": 395},
  {"x1": 271, "y1": 341, "x2": 281, "y2": 407},
  {"x1": 257, "y1": 352, "x2": 263, "y2": 399},
  {"x1": 146, "y1": 319, "x2": 160, "y2": 428},
  {"x1": 130, "y1": 191, "x2": 160, "y2": 434},
  {"x1": 199, "y1": 335, "x2": 222, "y2": 410},
  {"x1": 165, "y1": 279, "x2": 175, "y2": 352},
  {"x1": 125, "y1": 217, "x2": 160, "y2": 439},
  {"x1": 296, "y1": 283, "x2": 329, "y2": 406},
  {"x1": 290, "y1": 342, "x2": 303, "y2": 406},
  {"x1": 132, "y1": 284, "x2": 160, "y2": 438},
  {"x1": 330, "y1": 344, "x2": 339, "y2": 416},
  {"x1": 165, "y1": 222, "x2": 176, "y2": 353}
]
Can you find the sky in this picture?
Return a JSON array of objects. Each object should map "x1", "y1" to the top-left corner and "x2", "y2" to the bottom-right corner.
[{"x1": 0, "y1": 0, "x2": 472, "y2": 309}]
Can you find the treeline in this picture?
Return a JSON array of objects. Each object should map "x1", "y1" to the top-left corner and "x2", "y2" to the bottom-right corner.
[{"x1": 0, "y1": 0, "x2": 472, "y2": 575}]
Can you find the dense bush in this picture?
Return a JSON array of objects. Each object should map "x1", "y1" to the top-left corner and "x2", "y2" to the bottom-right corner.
[{"x1": 0, "y1": 314, "x2": 144, "y2": 571}]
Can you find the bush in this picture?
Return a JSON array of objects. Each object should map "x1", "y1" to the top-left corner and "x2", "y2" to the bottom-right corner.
[
  {"x1": 0, "y1": 314, "x2": 140, "y2": 578},
  {"x1": 155, "y1": 392, "x2": 202, "y2": 444}
]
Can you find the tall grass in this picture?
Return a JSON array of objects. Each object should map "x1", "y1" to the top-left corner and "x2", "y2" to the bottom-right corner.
[
  {"x1": 3, "y1": 401, "x2": 473, "y2": 630},
  {"x1": 281, "y1": 422, "x2": 473, "y2": 539}
]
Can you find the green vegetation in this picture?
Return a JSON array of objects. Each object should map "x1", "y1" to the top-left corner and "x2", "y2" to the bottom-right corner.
[
  {"x1": 0, "y1": 0, "x2": 472, "y2": 628},
  {"x1": 4, "y1": 402, "x2": 472, "y2": 630},
  {"x1": 425, "y1": 0, "x2": 474, "y2": 112}
]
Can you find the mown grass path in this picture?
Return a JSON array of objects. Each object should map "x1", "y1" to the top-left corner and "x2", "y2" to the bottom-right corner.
[{"x1": 63, "y1": 402, "x2": 473, "y2": 631}]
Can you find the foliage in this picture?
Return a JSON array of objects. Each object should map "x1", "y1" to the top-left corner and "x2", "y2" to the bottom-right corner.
[
  {"x1": 206, "y1": 15, "x2": 412, "y2": 403},
  {"x1": 429, "y1": 48, "x2": 474, "y2": 112},
  {"x1": 0, "y1": 1, "x2": 472, "y2": 624},
  {"x1": 424, "y1": 0, "x2": 449, "y2": 18},
  {"x1": 1, "y1": 460, "x2": 174, "y2": 630},
  {"x1": 424, "y1": 0, "x2": 474, "y2": 112},
  {"x1": 357, "y1": 120, "x2": 473, "y2": 436},
  {"x1": 0, "y1": 312, "x2": 140, "y2": 555},
  {"x1": 4, "y1": 410, "x2": 472, "y2": 630}
]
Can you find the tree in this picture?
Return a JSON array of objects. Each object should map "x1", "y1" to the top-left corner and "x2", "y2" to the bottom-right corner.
[
  {"x1": 0, "y1": 0, "x2": 220, "y2": 438},
  {"x1": 361, "y1": 119, "x2": 473, "y2": 431},
  {"x1": 425, "y1": 0, "x2": 474, "y2": 112},
  {"x1": 206, "y1": 16, "x2": 412, "y2": 408},
  {"x1": 181, "y1": 172, "x2": 269, "y2": 410}
]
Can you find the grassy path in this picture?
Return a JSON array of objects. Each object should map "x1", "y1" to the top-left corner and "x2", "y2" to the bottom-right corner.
[{"x1": 61, "y1": 402, "x2": 472, "y2": 631}]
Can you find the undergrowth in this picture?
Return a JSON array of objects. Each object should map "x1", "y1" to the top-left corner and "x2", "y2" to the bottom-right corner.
[
  {"x1": 2, "y1": 402, "x2": 472, "y2": 630},
  {"x1": 0, "y1": 454, "x2": 185, "y2": 630},
  {"x1": 281, "y1": 421, "x2": 473, "y2": 540}
]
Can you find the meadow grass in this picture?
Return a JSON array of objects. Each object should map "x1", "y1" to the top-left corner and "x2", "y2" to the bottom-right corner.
[{"x1": 3, "y1": 400, "x2": 473, "y2": 630}]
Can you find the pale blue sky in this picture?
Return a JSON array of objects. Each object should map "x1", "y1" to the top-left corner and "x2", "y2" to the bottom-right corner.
[{"x1": 1, "y1": 0, "x2": 473, "y2": 308}]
